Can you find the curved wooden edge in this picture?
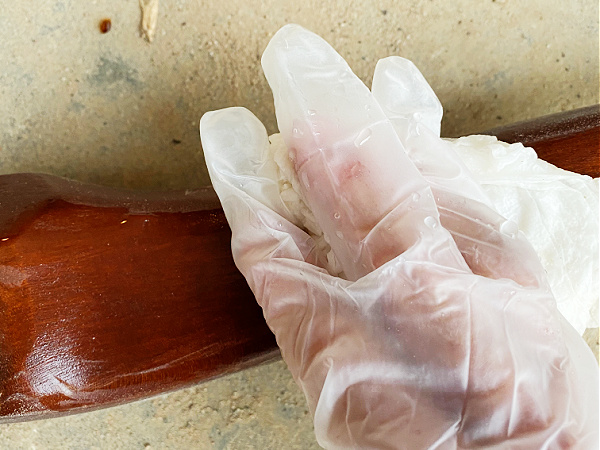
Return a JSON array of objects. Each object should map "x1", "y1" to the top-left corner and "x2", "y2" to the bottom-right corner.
[
  {"x1": 484, "y1": 105, "x2": 599, "y2": 177},
  {"x1": 0, "y1": 349, "x2": 281, "y2": 425},
  {"x1": 0, "y1": 106, "x2": 597, "y2": 423},
  {"x1": 0, "y1": 175, "x2": 279, "y2": 423}
]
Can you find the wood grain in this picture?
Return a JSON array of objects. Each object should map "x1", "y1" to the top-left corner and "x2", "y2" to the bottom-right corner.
[{"x1": 0, "y1": 106, "x2": 597, "y2": 422}]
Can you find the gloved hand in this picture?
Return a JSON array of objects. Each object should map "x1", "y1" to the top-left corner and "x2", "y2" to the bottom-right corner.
[{"x1": 200, "y1": 24, "x2": 598, "y2": 449}]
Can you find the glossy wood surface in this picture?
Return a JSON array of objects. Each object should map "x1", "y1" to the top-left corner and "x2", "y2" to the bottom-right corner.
[
  {"x1": 0, "y1": 176, "x2": 278, "y2": 422},
  {"x1": 0, "y1": 106, "x2": 597, "y2": 422}
]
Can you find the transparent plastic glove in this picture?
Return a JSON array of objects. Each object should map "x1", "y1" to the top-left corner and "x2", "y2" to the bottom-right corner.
[
  {"x1": 372, "y1": 58, "x2": 599, "y2": 334},
  {"x1": 200, "y1": 24, "x2": 598, "y2": 449}
]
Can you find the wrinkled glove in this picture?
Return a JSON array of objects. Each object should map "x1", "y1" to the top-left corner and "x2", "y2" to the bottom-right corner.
[{"x1": 200, "y1": 24, "x2": 598, "y2": 449}]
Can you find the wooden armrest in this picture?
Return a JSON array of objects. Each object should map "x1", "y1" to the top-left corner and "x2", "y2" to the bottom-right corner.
[{"x1": 0, "y1": 106, "x2": 597, "y2": 422}]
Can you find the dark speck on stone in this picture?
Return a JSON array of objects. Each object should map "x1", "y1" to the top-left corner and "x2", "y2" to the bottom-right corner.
[
  {"x1": 69, "y1": 101, "x2": 85, "y2": 113},
  {"x1": 88, "y1": 56, "x2": 141, "y2": 88},
  {"x1": 172, "y1": 139, "x2": 182, "y2": 144},
  {"x1": 381, "y1": 9, "x2": 387, "y2": 15}
]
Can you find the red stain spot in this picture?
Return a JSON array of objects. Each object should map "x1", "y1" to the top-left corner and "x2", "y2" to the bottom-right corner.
[{"x1": 99, "y1": 19, "x2": 112, "y2": 34}]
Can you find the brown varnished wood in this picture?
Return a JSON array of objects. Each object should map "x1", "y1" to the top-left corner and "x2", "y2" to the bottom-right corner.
[
  {"x1": 0, "y1": 174, "x2": 278, "y2": 422},
  {"x1": 0, "y1": 106, "x2": 597, "y2": 423}
]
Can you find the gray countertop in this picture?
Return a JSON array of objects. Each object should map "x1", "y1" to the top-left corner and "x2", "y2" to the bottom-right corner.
[{"x1": 0, "y1": 1, "x2": 597, "y2": 448}]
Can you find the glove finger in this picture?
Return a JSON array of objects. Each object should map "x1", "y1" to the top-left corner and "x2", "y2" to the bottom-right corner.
[
  {"x1": 372, "y1": 56, "x2": 490, "y2": 205},
  {"x1": 201, "y1": 107, "x2": 292, "y2": 220},
  {"x1": 372, "y1": 57, "x2": 548, "y2": 288},
  {"x1": 261, "y1": 24, "x2": 469, "y2": 281},
  {"x1": 371, "y1": 56, "x2": 443, "y2": 137},
  {"x1": 200, "y1": 107, "x2": 325, "y2": 285}
]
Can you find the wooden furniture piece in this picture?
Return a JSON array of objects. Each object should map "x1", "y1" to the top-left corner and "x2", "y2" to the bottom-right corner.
[
  {"x1": 485, "y1": 104, "x2": 599, "y2": 177},
  {"x1": 0, "y1": 106, "x2": 597, "y2": 422}
]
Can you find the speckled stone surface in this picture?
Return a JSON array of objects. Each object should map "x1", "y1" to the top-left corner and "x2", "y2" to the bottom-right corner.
[{"x1": 0, "y1": 1, "x2": 597, "y2": 448}]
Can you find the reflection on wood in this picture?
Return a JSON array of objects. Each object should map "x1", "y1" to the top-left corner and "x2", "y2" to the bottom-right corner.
[{"x1": 0, "y1": 176, "x2": 278, "y2": 422}]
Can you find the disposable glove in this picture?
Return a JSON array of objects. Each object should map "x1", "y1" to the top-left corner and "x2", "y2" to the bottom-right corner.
[{"x1": 200, "y1": 24, "x2": 598, "y2": 449}]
